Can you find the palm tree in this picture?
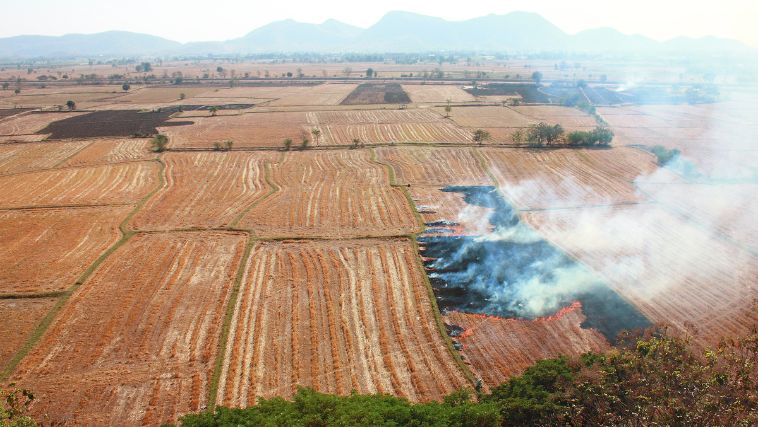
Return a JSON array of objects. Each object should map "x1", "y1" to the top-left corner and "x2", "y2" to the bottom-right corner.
[{"x1": 311, "y1": 128, "x2": 321, "y2": 146}]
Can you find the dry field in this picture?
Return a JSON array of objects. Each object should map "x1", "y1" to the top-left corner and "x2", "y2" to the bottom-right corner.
[
  {"x1": 410, "y1": 187, "x2": 495, "y2": 236},
  {"x1": 481, "y1": 147, "x2": 658, "y2": 209},
  {"x1": 375, "y1": 146, "x2": 491, "y2": 186},
  {"x1": 131, "y1": 152, "x2": 275, "y2": 230},
  {"x1": 522, "y1": 205, "x2": 758, "y2": 345},
  {"x1": 0, "y1": 140, "x2": 89, "y2": 175},
  {"x1": 444, "y1": 303, "x2": 609, "y2": 387},
  {"x1": 216, "y1": 238, "x2": 469, "y2": 405},
  {"x1": 59, "y1": 138, "x2": 155, "y2": 167},
  {"x1": 0, "y1": 88, "x2": 124, "y2": 109},
  {"x1": 0, "y1": 206, "x2": 128, "y2": 296},
  {"x1": 0, "y1": 161, "x2": 159, "y2": 208},
  {"x1": 0, "y1": 112, "x2": 85, "y2": 136},
  {"x1": 268, "y1": 83, "x2": 358, "y2": 106},
  {"x1": 402, "y1": 85, "x2": 476, "y2": 103},
  {"x1": 113, "y1": 87, "x2": 210, "y2": 104},
  {"x1": 11, "y1": 231, "x2": 246, "y2": 426},
  {"x1": 443, "y1": 106, "x2": 535, "y2": 128},
  {"x1": 513, "y1": 105, "x2": 598, "y2": 128},
  {"x1": 306, "y1": 109, "x2": 472, "y2": 145},
  {"x1": 161, "y1": 112, "x2": 308, "y2": 149},
  {"x1": 0, "y1": 298, "x2": 58, "y2": 372},
  {"x1": 238, "y1": 150, "x2": 418, "y2": 238}
]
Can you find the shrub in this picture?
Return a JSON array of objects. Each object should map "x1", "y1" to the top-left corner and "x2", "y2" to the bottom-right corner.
[
  {"x1": 150, "y1": 134, "x2": 168, "y2": 152},
  {"x1": 650, "y1": 145, "x2": 681, "y2": 166}
]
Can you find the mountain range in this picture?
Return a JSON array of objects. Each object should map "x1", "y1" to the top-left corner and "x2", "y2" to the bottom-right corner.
[{"x1": 0, "y1": 11, "x2": 748, "y2": 58}]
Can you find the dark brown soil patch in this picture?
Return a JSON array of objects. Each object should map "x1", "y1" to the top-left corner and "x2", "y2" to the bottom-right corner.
[
  {"x1": 38, "y1": 110, "x2": 193, "y2": 139},
  {"x1": 0, "y1": 108, "x2": 31, "y2": 120},
  {"x1": 341, "y1": 83, "x2": 411, "y2": 105}
]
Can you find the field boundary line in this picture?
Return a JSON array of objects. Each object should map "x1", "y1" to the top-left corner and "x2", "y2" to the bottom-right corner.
[
  {"x1": 207, "y1": 236, "x2": 256, "y2": 409},
  {"x1": 369, "y1": 147, "x2": 424, "y2": 234},
  {"x1": 0, "y1": 157, "x2": 166, "y2": 381}
]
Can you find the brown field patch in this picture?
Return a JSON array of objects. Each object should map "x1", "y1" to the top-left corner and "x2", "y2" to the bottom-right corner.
[
  {"x1": 402, "y1": 85, "x2": 476, "y2": 103},
  {"x1": 0, "y1": 112, "x2": 85, "y2": 136},
  {"x1": 113, "y1": 87, "x2": 210, "y2": 104},
  {"x1": 268, "y1": 84, "x2": 358, "y2": 106},
  {"x1": 444, "y1": 106, "x2": 535, "y2": 128},
  {"x1": 513, "y1": 105, "x2": 598, "y2": 128},
  {"x1": 307, "y1": 109, "x2": 443, "y2": 125},
  {"x1": 0, "y1": 91, "x2": 122, "y2": 109},
  {"x1": 0, "y1": 206, "x2": 129, "y2": 295},
  {"x1": 39, "y1": 110, "x2": 192, "y2": 139},
  {"x1": 216, "y1": 238, "x2": 469, "y2": 405},
  {"x1": 410, "y1": 186, "x2": 495, "y2": 236},
  {"x1": 0, "y1": 297, "x2": 58, "y2": 372},
  {"x1": 0, "y1": 161, "x2": 159, "y2": 208},
  {"x1": 59, "y1": 138, "x2": 155, "y2": 167},
  {"x1": 131, "y1": 152, "x2": 275, "y2": 230},
  {"x1": 375, "y1": 146, "x2": 491, "y2": 186},
  {"x1": 0, "y1": 141, "x2": 89, "y2": 175},
  {"x1": 162, "y1": 112, "x2": 308, "y2": 149},
  {"x1": 318, "y1": 123, "x2": 471, "y2": 145},
  {"x1": 522, "y1": 205, "x2": 758, "y2": 345},
  {"x1": 341, "y1": 83, "x2": 411, "y2": 105},
  {"x1": 238, "y1": 150, "x2": 418, "y2": 238},
  {"x1": 10, "y1": 231, "x2": 246, "y2": 426},
  {"x1": 481, "y1": 147, "x2": 657, "y2": 209},
  {"x1": 444, "y1": 303, "x2": 609, "y2": 387}
]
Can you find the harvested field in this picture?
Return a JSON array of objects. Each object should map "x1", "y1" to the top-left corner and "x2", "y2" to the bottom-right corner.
[
  {"x1": 410, "y1": 186, "x2": 495, "y2": 236},
  {"x1": 444, "y1": 303, "x2": 609, "y2": 387},
  {"x1": 375, "y1": 146, "x2": 491, "y2": 186},
  {"x1": 0, "y1": 92, "x2": 120, "y2": 109},
  {"x1": 522, "y1": 205, "x2": 758, "y2": 345},
  {"x1": 59, "y1": 138, "x2": 155, "y2": 167},
  {"x1": 0, "y1": 206, "x2": 129, "y2": 295},
  {"x1": 0, "y1": 112, "x2": 85, "y2": 136},
  {"x1": 131, "y1": 152, "x2": 275, "y2": 230},
  {"x1": 319, "y1": 123, "x2": 471, "y2": 145},
  {"x1": 39, "y1": 110, "x2": 193, "y2": 139},
  {"x1": 307, "y1": 109, "x2": 443, "y2": 125},
  {"x1": 402, "y1": 85, "x2": 476, "y2": 103},
  {"x1": 481, "y1": 147, "x2": 657, "y2": 209},
  {"x1": 0, "y1": 298, "x2": 58, "y2": 373},
  {"x1": 11, "y1": 231, "x2": 246, "y2": 426},
  {"x1": 0, "y1": 141, "x2": 89, "y2": 175},
  {"x1": 341, "y1": 83, "x2": 411, "y2": 105},
  {"x1": 0, "y1": 161, "x2": 159, "y2": 208},
  {"x1": 238, "y1": 150, "x2": 418, "y2": 238},
  {"x1": 0, "y1": 134, "x2": 48, "y2": 143},
  {"x1": 443, "y1": 106, "x2": 535, "y2": 128},
  {"x1": 216, "y1": 238, "x2": 469, "y2": 405},
  {"x1": 513, "y1": 105, "x2": 598, "y2": 128},
  {"x1": 113, "y1": 87, "x2": 210, "y2": 104},
  {"x1": 161, "y1": 112, "x2": 308, "y2": 149},
  {"x1": 269, "y1": 84, "x2": 358, "y2": 106}
]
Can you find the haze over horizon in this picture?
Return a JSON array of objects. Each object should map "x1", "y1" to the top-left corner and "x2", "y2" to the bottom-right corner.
[{"x1": 4, "y1": 0, "x2": 758, "y2": 46}]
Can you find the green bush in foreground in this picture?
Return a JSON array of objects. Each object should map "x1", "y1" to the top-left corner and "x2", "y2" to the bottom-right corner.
[{"x1": 180, "y1": 327, "x2": 757, "y2": 427}]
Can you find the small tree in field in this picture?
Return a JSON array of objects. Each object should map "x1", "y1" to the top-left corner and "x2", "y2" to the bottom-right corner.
[
  {"x1": 531, "y1": 71, "x2": 543, "y2": 86},
  {"x1": 311, "y1": 128, "x2": 321, "y2": 146},
  {"x1": 179, "y1": 93, "x2": 186, "y2": 100},
  {"x1": 444, "y1": 99, "x2": 452, "y2": 118},
  {"x1": 151, "y1": 134, "x2": 168, "y2": 152},
  {"x1": 122, "y1": 83, "x2": 130, "y2": 91},
  {"x1": 472, "y1": 129, "x2": 491, "y2": 145},
  {"x1": 350, "y1": 138, "x2": 361, "y2": 149},
  {"x1": 1, "y1": 82, "x2": 8, "y2": 90},
  {"x1": 209, "y1": 106, "x2": 219, "y2": 117},
  {"x1": 0, "y1": 384, "x2": 35, "y2": 426},
  {"x1": 300, "y1": 135, "x2": 310, "y2": 150},
  {"x1": 66, "y1": 100, "x2": 76, "y2": 110},
  {"x1": 283, "y1": 138, "x2": 293, "y2": 151}
]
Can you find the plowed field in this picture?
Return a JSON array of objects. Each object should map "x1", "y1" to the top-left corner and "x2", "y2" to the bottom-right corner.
[
  {"x1": 444, "y1": 303, "x2": 609, "y2": 387},
  {"x1": 131, "y1": 152, "x2": 274, "y2": 230},
  {"x1": 0, "y1": 161, "x2": 159, "y2": 208},
  {"x1": 0, "y1": 206, "x2": 128, "y2": 295},
  {"x1": 11, "y1": 231, "x2": 246, "y2": 426},
  {"x1": 403, "y1": 85, "x2": 476, "y2": 103},
  {"x1": 216, "y1": 238, "x2": 469, "y2": 405},
  {"x1": 523, "y1": 206, "x2": 758, "y2": 344},
  {"x1": 0, "y1": 112, "x2": 85, "y2": 136},
  {"x1": 239, "y1": 150, "x2": 418, "y2": 238},
  {"x1": 481, "y1": 147, "x2": 657, "y2": 209}
]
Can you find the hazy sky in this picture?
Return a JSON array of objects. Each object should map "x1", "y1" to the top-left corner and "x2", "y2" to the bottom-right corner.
[{"x1": 4, "y1": 0, "x2": 757, "y2": 45}]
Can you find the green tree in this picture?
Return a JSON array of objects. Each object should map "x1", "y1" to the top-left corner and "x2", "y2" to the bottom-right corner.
[
  {"x1": 366, "y1": 68, "x2": 374, "y2": 78},
  {"x1": 310, "y1": 128, "x2": 321, "y2": 146},
  {"x1": 283, "y1": 138, "x2": 293, "y2": 151},
  {"x1": 208, "y1": 106, "x2": 219, "y2": 117},
  {"x1": 2, "y1": 82, "x2": 10, "y2": 90},
  {"x1": 179, "y1": 93, "x2": 186, "y2": 100},
  {"x1": 531, "y1": 71, "x2": 543, "y2": 85},
  {"x1": 472, "y1": 129, "x2": 491, "y2": 145},
  {"x1": 121, "y1": 83, "x2": 130, "y2": 91},
  {"x1": 150, "y1": 134, "x2": 168, "y2": 152},
  {"x1": 444, "y1": 98, "x2": 452, "y2": 118},
  {"x1": 0, "y1": 385, "x2": 36, "y2": 427},
  {"x1": 65, "y1": 100, "x2": 76, "y2": 111}
]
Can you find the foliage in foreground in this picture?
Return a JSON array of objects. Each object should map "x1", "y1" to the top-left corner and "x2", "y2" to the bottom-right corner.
[
  {"x1": 180, "y1": 327, "x2": 757, "y2": 426},
  {"x1": 0, "y1": 385, "x2": 35, "y2": 427}
]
